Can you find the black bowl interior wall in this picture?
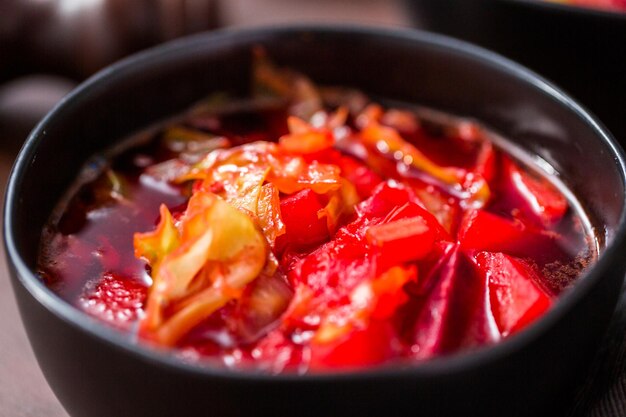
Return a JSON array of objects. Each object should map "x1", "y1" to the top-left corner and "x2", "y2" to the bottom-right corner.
[{"x1": 4, "y1": 27, "x2": 626, "y2": 417}]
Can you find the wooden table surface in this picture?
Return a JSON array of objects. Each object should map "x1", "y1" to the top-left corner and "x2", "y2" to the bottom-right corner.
[
  {"x1": 0, "y1": 152, "x2": 69, "y2": 417},
  {"x1": 1, "y1": 1, "x2": 625, "y2": 416}
]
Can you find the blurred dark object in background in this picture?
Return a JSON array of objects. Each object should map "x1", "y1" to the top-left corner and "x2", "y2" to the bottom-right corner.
[
  {"x1": 0, "y1": 0, "x2": 220, "y2": 149},
  {"x1": 0, "y1": 76, "x2": 76, "y2": 151},
  {"x1": 221, "y1": 0, "x2": 410, "y2": 27},
  {"x1": 0, "y1": 0, "x2": 410, "y2": 149},
  {"x1": 405, "y1": 0, "x2": 626, "y2": 144},
  {"x1": 0, "y1": 0, "x2": 220, "y2": 82}
]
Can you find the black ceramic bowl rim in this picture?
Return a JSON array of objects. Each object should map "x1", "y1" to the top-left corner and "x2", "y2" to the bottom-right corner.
[
  {"x1": 4, "y1": 25, "x2": 626, "y2": 382},
  {"x1": 506, "y1": 0, "x2": 626, "y2": 20}
]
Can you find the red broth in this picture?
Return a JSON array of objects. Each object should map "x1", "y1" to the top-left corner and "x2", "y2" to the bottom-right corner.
[{"x1": 38, "y1": 57, "x2": 597, "y2": 373}]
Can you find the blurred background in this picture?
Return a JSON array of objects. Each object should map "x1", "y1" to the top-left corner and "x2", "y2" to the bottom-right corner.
[
  {"x1": 0, "y1": 1, "x2": 624, "y2": 416},
  {"x1": 0, "y1": 0, "x2": 410, "y2": 151},
  {"x1": 2, "y1": 0, "x2": 625, "y2": 153}
]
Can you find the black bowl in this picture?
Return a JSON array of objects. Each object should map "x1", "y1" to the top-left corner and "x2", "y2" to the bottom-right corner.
[
  {"x1": 406, "y1": 0, "x2": 626, "y2": 147},
  {"x1": 4, "y1": 26, "x2": 626, "y2": 417}
]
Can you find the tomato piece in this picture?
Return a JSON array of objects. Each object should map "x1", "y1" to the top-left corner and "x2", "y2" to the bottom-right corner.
[
  {"x1": 503, "y1": 157, "x2": 568, "y2": 225},
  {"x1": 474, "y1": 252, "x2": 552, "y2": 336},
  {"x1": 455, "y1": 273, "x2": 501, "y2": 350},
  {"x1": 311, "y1": 320, "x2": 397, "y2": 368},
  {"x1": 367, "y1": 216, "x2": 435, "y2": 272},
  {"x1": 278, "y1": 189, "x2": 330, "y2": 248}
]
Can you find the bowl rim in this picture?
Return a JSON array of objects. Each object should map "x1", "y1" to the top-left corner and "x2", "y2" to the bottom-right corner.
[
  {"x1": 504, "y1": 0, "x2": 626, "y2": 20},
  {"x1": 4, "y1": 24, "x2": 626, "y2": 382}
]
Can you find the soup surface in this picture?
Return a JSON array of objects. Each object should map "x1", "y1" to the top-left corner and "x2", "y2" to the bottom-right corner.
[{"x1": 39, "y1": 52, "x2": 596, "y2": 373}]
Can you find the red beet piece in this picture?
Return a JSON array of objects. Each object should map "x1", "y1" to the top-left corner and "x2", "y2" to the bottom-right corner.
[
  {"x1": 474, "y1": 251, "x2": 551, "y2": 336},
  {"x1": 290, "y1": 220, "x2": 372, "y2": 305},
  {"x1": 249, "y1": 329, "x2": 306, "y2": 373},
  {"x1": 502, "y1": 156, "x2": 568, "y2": 226},
  {"x1": 79, "y1": 273, "x2": 147, "y2": 329},
  {"x1": 367, "y1": 216, "x2": 435, "y2": 273},
  {"x1": 357, "y1": 181, "x2": 450, "y2": 239},
  {"x1": 278, "y1": 188, "x2": 329, "y2": 248},
  {"x1": 337, "y1": 155, "x2": 383, "y2": 199},
  {"x1": 289, "y1": 182, "x2": 444, "y2": 301},
  {"x1": 410, "y1": 247, "x2": 499, "y2": 359},
  {"x1": 311, "y1": 320, "x2": 397, "y2": 368},
  {"x1": 356, "y1": 181, "x2": 422, "y2": 219},
  {"x1": 458, "y1": 209, "x2": 564, "y2": 264}
]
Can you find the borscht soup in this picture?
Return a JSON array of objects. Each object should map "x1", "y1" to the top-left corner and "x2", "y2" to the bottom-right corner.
[{"x1": 38, "y1": 51, "x2": 597, "y2": 373}]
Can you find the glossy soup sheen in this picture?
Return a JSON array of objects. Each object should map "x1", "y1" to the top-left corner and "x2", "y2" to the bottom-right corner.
[{"x1": 38, "y1": 54, "x2": 597, "y2": 373}]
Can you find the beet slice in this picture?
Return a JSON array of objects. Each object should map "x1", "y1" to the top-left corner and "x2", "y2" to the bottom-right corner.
[
  {"x1": 409, "y1": 245, "x2": 505, "y2": 359},
  {"x1": 367, "y1": 216, "x2": 436, "y2": 273},
  {"x1": 311, "y1": 320, "x2": 397, "y2": 368},
  {"x1": 336, "y1": 155, "x2": 383, "y2": 199},
  {"x1": 474, "y1": 251, "x2": 552, "y2": 336},
  {"x1": 79, "y1": 273, "x2": 147, "y2": 330},
  {"x1": 458, "y1": 209, "x2": 565, "y2": 264},
  {"x1": 278, "y1": 188, "x2": 329, "y2": 248},
  {"x1": 493, "y1": 156, "x2": 568, "y2": 227}
]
